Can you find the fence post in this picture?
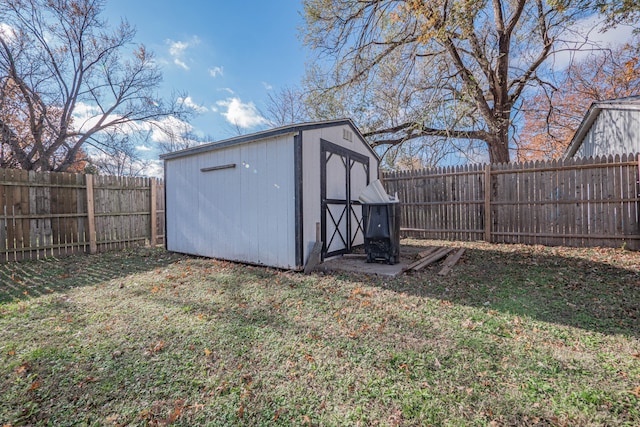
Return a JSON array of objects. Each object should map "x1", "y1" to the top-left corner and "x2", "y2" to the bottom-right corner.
[
  {"x1": 484, "y1": 164, "x2": 492, "y2": 242},
  {"x1": 150, "y1": 178, "x2": 157, "y2": 247},
  {"x1": 86, "y1": 174, "x2": 97, "y2": 254}
]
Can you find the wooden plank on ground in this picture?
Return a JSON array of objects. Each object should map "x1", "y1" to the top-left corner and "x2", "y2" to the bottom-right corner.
[
  {"x1": 304, "y1": 222, "x2": 323, "y2": 274},
  {"x1": 404, "y1": 246, "x2": 440, "y2": 271},
  {"x1": 437, "y1": 248, "x2": 466, "y2": 276},
  {"x1": 415, "y1": 246, "x2": 439, "y2": 259},
  {"x1": 408, "y1": 247, "x2": 453, "y2": 271}
]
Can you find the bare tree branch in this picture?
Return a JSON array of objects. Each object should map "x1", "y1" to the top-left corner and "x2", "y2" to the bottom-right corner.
[{"x1": 0, "y1": 0, "x2": 193, "y2": 172}]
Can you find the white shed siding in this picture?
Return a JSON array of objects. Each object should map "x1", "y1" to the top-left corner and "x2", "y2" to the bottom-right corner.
[
  {"x1": 575, "y1": 109, "x2": 640, "y2": 158},
  {"x1": 165, "y1": 135, "x2": 297, "y2": 269},
  {"x1": 300, "y1": 124, "x2": 379, "y2": 263}
]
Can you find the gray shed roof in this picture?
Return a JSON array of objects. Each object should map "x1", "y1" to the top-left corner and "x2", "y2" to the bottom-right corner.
[
  {"x1": 564, "y1": 96, "x2": 640, "y2": 159},
  {"x1": 160, "y1": 118, "x2": 379, "y2": 161}
]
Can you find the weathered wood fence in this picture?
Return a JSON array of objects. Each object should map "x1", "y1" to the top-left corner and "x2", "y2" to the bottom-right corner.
[
  {"x1": 0, "y1": 169, "x2": 165, "y2": 261},
  {"x1": 383, "y1": 154, "x2": 640, "y2": 250}
]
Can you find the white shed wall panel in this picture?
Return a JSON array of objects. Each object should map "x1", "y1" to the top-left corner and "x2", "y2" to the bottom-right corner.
[
  {"x1": 300, "y1": 124, "x2": 379, "y2": 261},
  {"x1": 166, "y1": 136, "x2": 296, "y2": 269},
  {"x1": 576, "y1": 109, "x2": 640, "y2": 158}
]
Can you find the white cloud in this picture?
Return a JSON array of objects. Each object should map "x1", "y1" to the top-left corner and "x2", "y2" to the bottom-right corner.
[
  {"x1": 0, "y1": 23, "x2": 17, "y2": 40},
  {"x1": 141, "y1": 160, "x2": 164, "y2": 178},
  {"x1": 174, "y1": 58, "x2": 189, "y2": 70},
  {"x1": 149, "y1": 116, "x2": 194, "y2": 142},
  {"x1": 218, "y1": 87, "x2": 235, "y2": 95},
  {"x1": 72, "y1": 102, "x2": 194, "y2": 149},
  {"x1": 73, "y1": 102, "x2": 102, "y2": 122},
  {"x1": 165, "y1": 36, "x2": 200, "y2": 71},
  {"x1": 262, "y1": 81, "x2": 273, "y2": 90},
  {"x1": 178, "y1": 96, "x2": 209, "y2": 114},
  {"x1": 216, "y1": 97, "x2": 269, "y2": 129},
  {"x1": 168, "y1": 40, "x2": 189, "y2": 57},
  {"x1": 209, "y1": 66, "x2": 224, "y2": 78},
  {"x1": 136, "y1": 145, "x2": 153, "y2": 151}
]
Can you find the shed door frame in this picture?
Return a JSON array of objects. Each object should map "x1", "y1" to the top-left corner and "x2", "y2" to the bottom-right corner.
[{"x1": 320, "y1": 139, "x2": 370, "y2": 259}]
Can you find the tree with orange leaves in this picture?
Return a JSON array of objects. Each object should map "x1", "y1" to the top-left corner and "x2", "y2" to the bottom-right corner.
[{"x1": 517, "y1": 40, "x2": 640, "y2": 161}]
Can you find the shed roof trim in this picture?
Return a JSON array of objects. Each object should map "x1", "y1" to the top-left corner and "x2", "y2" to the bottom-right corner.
[
  {"x1": 160, "y1": 119, "x2": 379, "y2": 161},
  {"x1": 564, "y1": 96, "x2": 640, "y2": 159}
]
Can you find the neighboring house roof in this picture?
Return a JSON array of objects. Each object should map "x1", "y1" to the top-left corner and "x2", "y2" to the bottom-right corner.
[
  {"x1": 160, "y1": 118, "x2": 379, "y2": 161},
  {"x1": 564, "y1": 95, "x2": 640, "y2": 159}
]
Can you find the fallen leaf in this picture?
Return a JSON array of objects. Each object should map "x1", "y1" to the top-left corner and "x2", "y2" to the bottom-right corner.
[
  {"x1": 166, "y1": 399, "x2": 185, "y2": 423},
  {"x1": 15, "y1": 363, "x2": 30, "y2": 375},
  {"x1": 7, "y1": 350, "x2": 15, "y2": 356},
  {"x1": 301, "y1": 415, "x2": 311, "y2": 425},
  {"x1": 631, "y1": 386, "x2": 640, "y2": 398},
  {"x1": 146, "y1": 340, "x2": 165, "y2": 354},
  {"x1": 28, "y1": 379, "x2": 43, "y2": 392},
  {"x1": 204, "y1": 348, "x2": 212, "y2": 356}
]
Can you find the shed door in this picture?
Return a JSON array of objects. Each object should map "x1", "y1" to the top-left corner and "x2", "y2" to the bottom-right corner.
[{"x1": 321, "y1": 139, "x2": 370, "y2": 258}]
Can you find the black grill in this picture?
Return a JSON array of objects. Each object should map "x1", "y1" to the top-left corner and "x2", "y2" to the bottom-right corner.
[{"x1": 362, "y1": 202, "x2": 401, "y2": 264}]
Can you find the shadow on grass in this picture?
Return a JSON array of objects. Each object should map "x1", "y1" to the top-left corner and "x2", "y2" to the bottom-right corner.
[
  {"x1": 383, "y1": 243, "x2": 640, "y2": 338},
  {"x1": 0, "y1": 247, "x2": 186, "y2": 304}
]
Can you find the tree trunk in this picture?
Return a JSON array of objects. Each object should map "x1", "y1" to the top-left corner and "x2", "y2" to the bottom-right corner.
[{"x1": 486, "y1": 131, "x2": 510, "y2": 163}]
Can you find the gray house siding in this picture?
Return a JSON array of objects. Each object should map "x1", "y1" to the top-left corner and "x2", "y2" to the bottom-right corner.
[
  {"x1": 565, "y1": 96, "x2": 640, "y2": 159},
  {"x1": 575, "y1": 109, "x2": 640, "y2": 158}
]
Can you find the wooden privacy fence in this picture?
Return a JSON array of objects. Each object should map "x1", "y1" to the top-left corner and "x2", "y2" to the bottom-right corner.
[
  {"x1": 383, "y1": 154, "x2": 640, "y2": 250},
  {"x1": 0, "y1": 169, "x2": 165, "y2": 261}
]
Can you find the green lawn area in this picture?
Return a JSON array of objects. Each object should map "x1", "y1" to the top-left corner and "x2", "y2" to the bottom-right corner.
[{"x1": 0, "y1": 240, "x2": 638, "y2": 426}]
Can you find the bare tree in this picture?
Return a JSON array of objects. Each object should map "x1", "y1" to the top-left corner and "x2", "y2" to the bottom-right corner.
[
  {"x1": 0, "y1": 0, "x2": 191, "y2": 172},
  {"x1": 262, "y1": 85, "x2": 310, "y2": 126},
  {"x1": 302, "y1": 0, "x2": 596, "y2": 163},
  {"x1": 86, "y1": 130, "x2": 150, "y2": 176}
]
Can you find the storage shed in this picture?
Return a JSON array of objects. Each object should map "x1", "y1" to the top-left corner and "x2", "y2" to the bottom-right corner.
[
  {"x1": 564, "y1": 96, "x2": 640, "y2": 159},
  {"x1": 160, "y1": 119, "x2": 380, "y2": 270}
]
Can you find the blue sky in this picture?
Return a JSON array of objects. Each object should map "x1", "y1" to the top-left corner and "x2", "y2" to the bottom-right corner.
[
  {"x1": 103, "y1": 0, "x2": 307, "y2": 145},
  {"x1": 98, "y1": 1, "x2": 633, "y2": 172}
]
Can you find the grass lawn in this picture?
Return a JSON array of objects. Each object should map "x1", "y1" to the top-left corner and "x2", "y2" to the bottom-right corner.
[{"x1": 0, "y1": 240, "x2": 639, "y2": 426}]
